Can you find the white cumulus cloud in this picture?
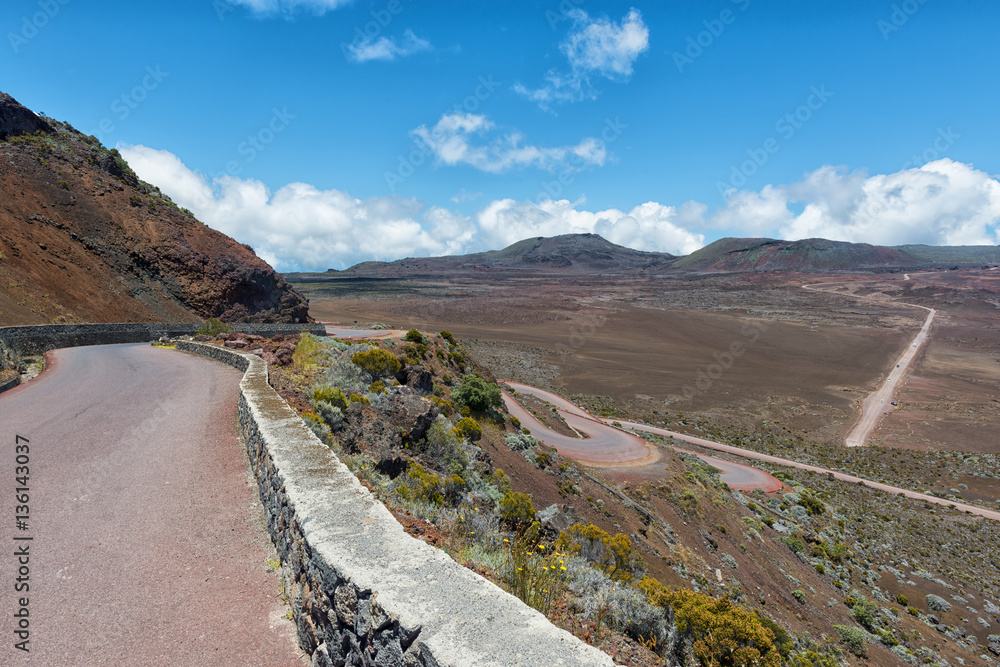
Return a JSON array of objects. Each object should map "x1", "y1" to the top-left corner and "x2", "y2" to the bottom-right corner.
[
  {"x1": 412, "y1": 112, "x2": 607, "y2": 174},
  {"x1": 119, "y1": 144, "x2": 466, "y2": 271},
  {"x1": 714, "y1": 160, "x2": 1000, "y2": 246},
  {"x1": 345, "y1": 29, "x2": 432, "y2": 63},
  {"x1": 476, "y1": 198, "x2": 704, "y2": 256},
  {"x1": 516, "y1": 8, "x2": 650, "y2": 111}
]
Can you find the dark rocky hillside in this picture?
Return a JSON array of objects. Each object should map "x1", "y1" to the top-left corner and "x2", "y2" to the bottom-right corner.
[
  {"x1": 672, "y1": 237, "x2": 917, "y2": 272},
  {"x1": 301, "y1": 233, "x2": 677, "y2": 280},
  {"x1": 0, "y1": 91, "x2": 309, "y2": 325}
]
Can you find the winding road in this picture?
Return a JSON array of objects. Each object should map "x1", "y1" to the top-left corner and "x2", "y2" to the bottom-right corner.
[
  {"x1": 503, "y1": 382, "x2": 1000, "y2": 521},
  {"x1": 0, "y1": 344, "x2": 303, "y2": 666},
  {"x1": 503, "y1": 382, "x2": 782, "y2": 492},
  {"x1": 801, "y1": 282, "x2": 936, "y2": 447}
]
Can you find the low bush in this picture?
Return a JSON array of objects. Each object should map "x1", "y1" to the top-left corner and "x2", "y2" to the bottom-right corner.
[
  {"x1": 651, "y1": 587, "x2": 782, "y2": 667},
  {"x1": 452, "y1": 417, "x2": 482, "y2": 442},
  {"x1": 313, "y1": 386, "x2": 348, "y2": 411},
  {"x1": 556, "y1": 523, "x2": 641, "y2": 583},
  {"x1": 196, "y1": 317, "x2": 231, "y2": 337},
  {"x1": 404, "y1": 328, "x2": 426, "y2": 344},
  {"x1": 833, "y1": 624, "x2": 867, "y2": 657},
  {"x1": 293, "y1": 334, "x2": 321, "y2": 369},
  {"x1": 925, "y1": 594, "x2": 951, "y2": 612},
  {"x1": 505, "y1": 432, "x2": 538, "y2": 451},
  {"x1": 499, "y1": 491, "x2": 535, "y2": 529},
  {"x1": 452, "y1": 374, "x2": 502, "y2": 412},
  {"x1": 851, "y1": 597, "x2": 878, "y2": 631},
  {"x1": 350, "y1": 347, "x2": 401, "y2": 379}
]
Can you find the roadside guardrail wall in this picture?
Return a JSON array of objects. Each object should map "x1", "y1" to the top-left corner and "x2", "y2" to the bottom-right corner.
[
  {"x1": 176, "y1": 340, "x2": 615, "y2": 667},
  {"x1": 0, "y1": 322, "x2": 327, "y2": 355}
]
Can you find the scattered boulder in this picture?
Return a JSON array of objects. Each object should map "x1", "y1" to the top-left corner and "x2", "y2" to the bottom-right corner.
[
  {"x1": 537, "y1": 503, "x2": 583, "y2": 538},
  {"x1": 339, "y1": 387, "x2": 439, "y2": 468},
  {"x1": 402, "y1": 366, "x2": 433, "y2": 395}
]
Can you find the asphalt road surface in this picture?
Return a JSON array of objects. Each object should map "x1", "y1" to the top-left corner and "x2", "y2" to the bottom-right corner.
[
  {"x1": 503, "y1": 382, "x2": 782, "y2": 491},
  {"x1": 0, "y1": 344, "x2": 303, "y2": 666}
]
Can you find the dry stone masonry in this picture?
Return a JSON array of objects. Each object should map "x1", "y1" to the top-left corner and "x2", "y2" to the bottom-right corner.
[{"x1": 177, "y1": 340, "x2": 616, "y2": 667}]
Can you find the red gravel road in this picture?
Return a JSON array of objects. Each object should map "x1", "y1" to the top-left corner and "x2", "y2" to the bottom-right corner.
[{"x1": 0, "y1": 343, "x2": 304, "y2": 666}]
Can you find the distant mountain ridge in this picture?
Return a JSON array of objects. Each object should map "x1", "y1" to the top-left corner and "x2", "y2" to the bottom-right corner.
[
  {"x1": 673, "y1": 237, "x2": 915, "y2": 272},
  {"x1": 288, "y1": 234, "x2": 999, "y2": 281},
  {"x1": 320, "y1": 233, "x2": 677, "y2": 278}
]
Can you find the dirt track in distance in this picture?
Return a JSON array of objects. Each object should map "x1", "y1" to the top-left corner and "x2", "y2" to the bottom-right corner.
[{"x1": 309, "y1": 281, "x2": 910, "y2": 445}]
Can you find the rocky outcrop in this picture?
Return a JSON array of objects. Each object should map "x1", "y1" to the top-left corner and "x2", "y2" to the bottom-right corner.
[
  {"x1": 0, "y1": 91, "x2": 310, "y2": 325},
  {"x1": 0, "y1": 92, "x2": 53, "y2": 140},
  {"x1": 340, "y1": 388, "x2": 440, "y2": 471}
]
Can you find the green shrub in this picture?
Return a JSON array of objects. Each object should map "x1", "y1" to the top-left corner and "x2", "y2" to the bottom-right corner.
[
  {"x1": 431, "y1": 396, "x2": 455, "y2": 417},
  {"x1": 369, "y1": 381, "x2": 386, "y2": 394},
  {"x1": 793, "y1": 590, "x2": 805, "y2": 604},
  {"x1": 443, "y1": 474, "x2": 466, "y2": 502},
  {"x1": 798, "y1": 492, "x2": 826, "y2": 516},
  {"x1": 782, "y1": 537, "x2": 805, "y2": 554},
  {"x1": 652, "y1": 588, "x2": 782, "y2": 667},
  {"x1": 499, "y1": 491, "x2": 535, "y2": 529},
  {"x1": 404, "y1": 328, "x2": 426, "y2": 344},
  {"x1": 452, "y1": 375, "x2": 502, "y2": 412},
  {"x1": 555, "y1": 523, "x2": 641, "y2": 583},
  {"x1": 439, "y1": 330, "x2": 456, "y2": 346},
  {"x1": 757, "y1": 615, "x2": 793, "y2": 659},
  {"x1": 351, "y1": 347, "x2": 402, "y2": 378},
  {"x1": 895, "y1": 593, "x2": 909, "y2": 607},
  {"x1": 451, "y1": 417, "x2": 482, "y2": 442},
  {"x1": 292, "y1": 334, "x2": 321, "y2": 369},
  {"x1": 491, "y1": 468, "x2": 512, "y2": 494},
  {"x1": 534, "y1": 451, "x2": 552, "y2": 468},
  {"x1": 851, "y1": 597, "x2": 878, "y2": 630},
  {"x1": 196, "y1": 317, "x2": 232, "y2": 337},
  {"x1": 402, "y1": 343, "x2": 426, "y2": 364},
  {"x1": 833, "y1": 625, "x2": 867, "y2": 657},
  {"x1": 405, "y1": 464, "x2": 443, "y2": 506},
  {"x1": 348, "y1": 393, "x2": 371, "y2": 406},
  {"x1": 312, "y1": 386, "x2": 348, "y2": 411}
]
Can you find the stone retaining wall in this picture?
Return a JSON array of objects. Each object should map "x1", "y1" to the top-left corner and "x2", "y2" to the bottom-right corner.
[
  {"x1": 0, "y1": 322, "x2": 327, "y2": 355},
  {"x1": 177, "y1": 340, "x2": 616, "y2": 667}
]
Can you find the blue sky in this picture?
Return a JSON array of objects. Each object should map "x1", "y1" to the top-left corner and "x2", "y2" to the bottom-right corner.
[{"x1": 3, "y1": 0, "x2": 999, "y2": 270}]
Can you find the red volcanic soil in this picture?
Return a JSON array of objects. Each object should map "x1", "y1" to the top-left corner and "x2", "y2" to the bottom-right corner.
[
  {"x1": 308, "y1": 281, "x2": 910, "y2": 445},
  {"x1": 0, "y1": 93, "x2": 308, "y2": 325}
]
